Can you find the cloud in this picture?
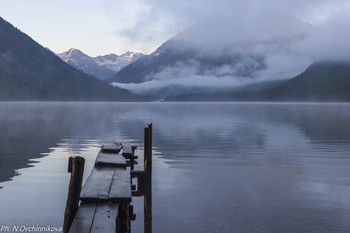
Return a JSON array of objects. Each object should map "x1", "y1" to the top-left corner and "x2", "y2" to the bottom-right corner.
[
  {"x1": 102, "y1": 0, "x2": 350, "y2": 60},
  {"x1": 109, "y1": 0, "x2": 350, "y2": 96},
  {"x1": 295, "y1": 17, "x2": 350, "y2": 60},
  {"x1": 103, "y1": 0, "x2": 350, "y2": 50},
  {"x1": 113, "y1": 48, "x2": 312, "y2": 97}
]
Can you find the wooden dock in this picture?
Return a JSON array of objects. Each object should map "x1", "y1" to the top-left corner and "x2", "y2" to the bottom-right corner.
[{"x1": 63, "y1": 124, "x2": 153, "y2": 233}]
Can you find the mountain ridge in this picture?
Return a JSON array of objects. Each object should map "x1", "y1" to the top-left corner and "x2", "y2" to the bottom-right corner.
[
  {"x1": 164, "y1": 60, "x2": 350, "y2": 102},
  {"x1": 267, "y1": 60, "x2": 350, "y2": 101},
  {"x1": 0, "y1": 16, "x2": 146, "y2": 101},
  {"x1": 110, "y1": 21, "x2": 309, "y2": 98},
  {"x1": 58, "y1": 48, "x2": 143, "y2": 81}
]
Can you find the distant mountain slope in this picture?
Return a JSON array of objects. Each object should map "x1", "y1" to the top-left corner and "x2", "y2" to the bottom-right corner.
[
  {"x1": 165, "y1": 61, "x2": 350, "y2": 102},
  {"x1": 58, "y1": 48, "x2": 117, "y2": 81},
  {"x1": 164, "y1": 80, "x2": 285, "y2": 101},
  {"x1": 0, "y1": 17, "x2": 144, "y2": 101},
  {"x1": 94, "y1": 51, "x2": 144, "y2": 73},
  {"x1": 268, "y1": 60, "x2": 350, "y2": 101},
  {"x1": 58, "y1": 49, "x2": 143, "y2": 81},
  {"x1": 110, "y1": 22, "x2": 310, "y2": 98},
  {"x1": 111, "y1": 35, "x2": 266, "y2": 84}
]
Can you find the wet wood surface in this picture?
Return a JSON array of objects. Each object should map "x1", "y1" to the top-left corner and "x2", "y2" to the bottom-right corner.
[
  {"x1": 95, "y1": 152, "x2": 127, "y2": 168},
  {"x1": 68, "y1": 203, "x2": 119, "y2": 233},
  {"x1": 101, "y1": 143, "x2": 122, "y2": 154},
  {"x1": 80, "y1": 167, "x2": 131, "y2": 202},
  {"x1": 122, "y1": 142, "x2": 133, "y2": 158},
  {"x1": 67, "y1": 138, "x2": 145, "y2": 233}
]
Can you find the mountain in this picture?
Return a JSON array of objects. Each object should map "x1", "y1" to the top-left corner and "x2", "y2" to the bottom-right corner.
[
  {"x1": 110, "y1": 32, "x2": 266, "y2": 84},
  {"x1": 0, "y1": 17, "x2": 145, "y2": 101},
  {"x1": 110, "y1": 22, "x2": 308, "y2": 98},
  {"x1": 58, "y1": 49, "x2": 143, "y2": 81},
  {"x1": 165, "y1": 60, "x2": 350, "y2": 102},
  {"x1": 164, "y1": 80, "x2": 285, "y2": 101},
  {"x1": 94, "y1": 51, "x2": 144, "y2": 73},
  {"x1": 267, "y1": 60, "x2": 350, "y2": 101},
  {"x1": 58, "y1": 48, "x2": 117, "y2": 81},
  {"x1": 110, "y1": 35, "x2": 267, "y2": 98}
]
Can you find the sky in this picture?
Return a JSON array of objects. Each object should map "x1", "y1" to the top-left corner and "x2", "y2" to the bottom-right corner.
[
  {"x1": 0, "y1": 0, "x2": 190, "y2": 56},
  {"x1": 1, "y1": 0, "x2": 350, "y2": 57}
]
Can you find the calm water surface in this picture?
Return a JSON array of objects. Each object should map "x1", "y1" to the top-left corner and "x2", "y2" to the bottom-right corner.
[{"x1": 0, "y1": 102, "x2": 350, "y2": 233}]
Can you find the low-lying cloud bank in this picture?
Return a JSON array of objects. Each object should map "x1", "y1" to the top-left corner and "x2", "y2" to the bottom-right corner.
[{"x1": 111, "y1": 0, "x2": 350, "y2": 97}]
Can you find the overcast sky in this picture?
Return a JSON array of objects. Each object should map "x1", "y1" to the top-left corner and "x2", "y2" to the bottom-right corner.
[{"x1": 1, "y1": 0, "x2": 350, "y2": 56}]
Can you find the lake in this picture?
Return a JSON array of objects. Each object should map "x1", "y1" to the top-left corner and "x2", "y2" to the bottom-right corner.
[{"x1": 0, "y1": 102, "x2": 350, "y2": 233}]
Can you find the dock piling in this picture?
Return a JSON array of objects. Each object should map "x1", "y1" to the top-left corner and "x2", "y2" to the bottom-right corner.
[
  {"x1": 144, "y1": 123, "x2": 152, "y2": 185},
  {"x1": 144, "y1": 123, "x2": 152, "y2": 233},
  {"x1": 63, "y1": 156, "x2": 85, "y2": 233}
]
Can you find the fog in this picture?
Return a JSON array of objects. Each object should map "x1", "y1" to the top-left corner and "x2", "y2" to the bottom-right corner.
[
  {"x1": 110, "y1": 0, "x2": 350, "y2": 96},
  {"x1": 2, "y1": 102, "x2": 350, "y2": 232},
  {"x1": 113, "y1": 0, "x2": 350, "y2": 50}
]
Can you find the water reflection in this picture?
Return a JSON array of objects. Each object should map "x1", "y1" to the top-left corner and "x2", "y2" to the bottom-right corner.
[
  {"x1": 0, "y1": 102, "x2": 135, "y2": 183},
  {"x1": 0, "y1": 102, "x2": 349, "y2": 232}
]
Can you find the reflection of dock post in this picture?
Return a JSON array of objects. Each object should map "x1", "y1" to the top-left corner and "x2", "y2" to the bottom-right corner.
[
  {"x1": 63, "y1": 156, "x2": 85, "y2": 233},
  {"x1": 144, "y1": 124, "x2": 152, "y2": 233}
]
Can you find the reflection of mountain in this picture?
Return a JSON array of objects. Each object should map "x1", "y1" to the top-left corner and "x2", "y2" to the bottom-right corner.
[
  {"x1": 114, "y1": 103, "x2": 350, "y2": 157},
  {"x1": 259, "y1": 104, "x2": 350, "y2": 143},
  {"x1": 2, "y1": 102, "x2": 350, "y2": 184},
  {"x1": 0, "y1": 103, "x2": 128, "y2": 183},
  {"x1": 1, "y1": 103, "x2": 349, "y2": 233},
  {"x1": 0, "y1": 105, "x2": 68, "y2": 183}
]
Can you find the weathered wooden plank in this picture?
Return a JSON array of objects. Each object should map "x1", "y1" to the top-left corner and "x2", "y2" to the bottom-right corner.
[
  {"x1": 80, "y1": 167, "x2": 132, "y2": 203},
  {"x1": 90, "y1": 203, "x2": 120, "y2": 233},
  {"x1": 68, "y1": 203, "x2": 120, "y2": 233},
  {"x1": 64, "y1": 157, "x2": 85, "y2": 233},
  {"x1": 68, "y1": 203, "x2": 96, "y2": 233},
  {"x1": 101, "y1": 143, "x2": 122, "y2": 154},
  {"x1": 80, "y1": 167, "x2": 114, "y2": 202},
  {"x1": 121, "y1": 142, "x2": 133, "y2": 158},
  {"x1": 109, "y1": 167, "x2": 132, "y2": 202},
  {"x1": 95, "y1": 152, "x2": 127, "y2": 168}
]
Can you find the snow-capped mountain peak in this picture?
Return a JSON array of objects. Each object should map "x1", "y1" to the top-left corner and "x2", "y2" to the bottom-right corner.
[
  {"x1": 57, "y1": 49, "x2": 144, "y2": 80},
  {"x1": 94, "y1": 52, "x2": 144, "y2": 72},
  {"x1": 58, "y1": 48, "x2": 91, "y2": 62},
  {"x1": 120, "y1": 51, "x2": 143, "y2": 60}
]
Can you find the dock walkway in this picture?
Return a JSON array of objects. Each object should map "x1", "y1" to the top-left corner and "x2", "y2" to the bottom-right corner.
[{"x1": 63, "y1": 124, "x2": 153, "y2": 233}]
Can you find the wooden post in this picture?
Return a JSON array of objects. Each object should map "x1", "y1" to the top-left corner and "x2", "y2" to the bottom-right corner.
[
  {"x1": 119, "y1": 202, "x2": 130, "y2": 233},
  {"x1": 147, "y1": 123, "x2": 152, "y2": 185},
  {"x1": 144, "y1": 123, "x2": 152, "y2": 233},
  {"x1": 144, "y1": 127, "x2": 149, "y2": 183},
  {"x1": 144, "y1": 184, "x2": 152, "y2": 233},
  {"x1": 144, "y1": 124, "x2": 152, "y2": 185},
  {"x1": 63, "y1": 156, "x2": 85, "y2": 233}
]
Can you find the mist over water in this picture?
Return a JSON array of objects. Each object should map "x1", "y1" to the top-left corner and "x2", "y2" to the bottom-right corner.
[{"x1": 0, "y1": 102, "x2": 350, "y2": 232}]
